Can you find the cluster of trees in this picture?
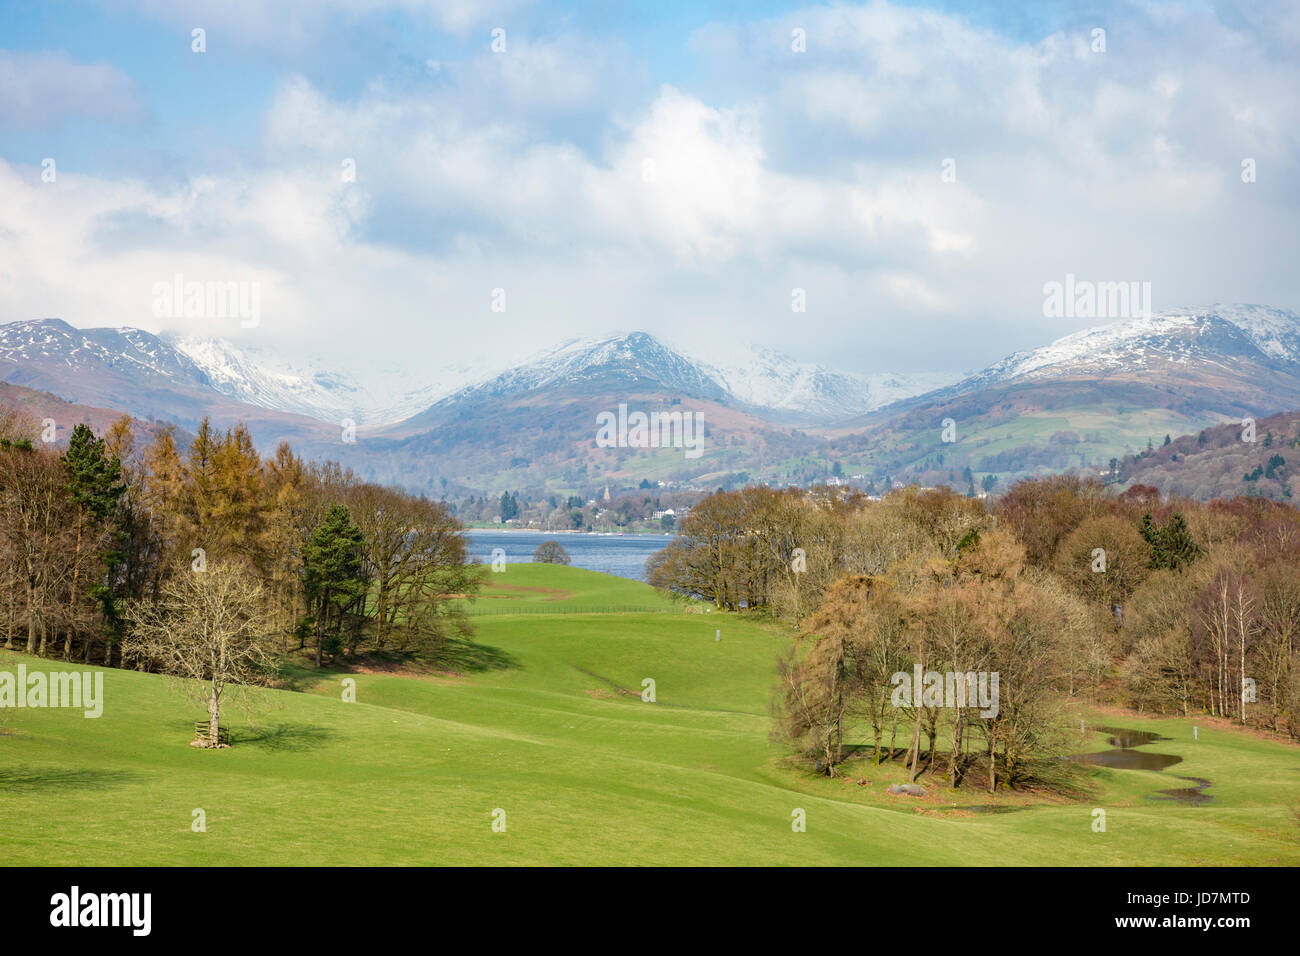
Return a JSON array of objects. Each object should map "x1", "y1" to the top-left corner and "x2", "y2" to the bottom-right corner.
[
  {"x1": 1, "y1": 415, "x2": 125, "y2": 662},
  {"x1": 1116, "y1": 413, "x2": 1300, "y2": 501},
  {"x1": 498, "y1": 491, "x2": 521, "y2": 521},
  {"x1": 0, "y1": 408, "x2": 480, "y2": 673},
  {"x1": 452, "y1": 487, "x2": 698, "y2": 531},
  {"x1": 648, "y1": 477, "x2": 1300, "y2": 786},
  {"x1": 997, "y1": 478, "x2": 1300, "y2": 731}
]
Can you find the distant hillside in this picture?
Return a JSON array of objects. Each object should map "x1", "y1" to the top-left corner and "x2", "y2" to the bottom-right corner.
[
  {"x1": 824, "y1": 305, "x2": 1300, "y2": 491},
  {"x1": 1116, "y1": 410, "x2": 1300, "y2": 501},
  {"x1": 345, "y1": 385, "x2": 825, "y2": 497},
  {"x1": 0, "y1": 318, "x2": 339, "y2": 452},
  {"x1": 0, "y1": 380, "x2": 181, "y2": 448},
  {"x1": 6, "y1": 307, "x2": 1300, "y2": 496}
]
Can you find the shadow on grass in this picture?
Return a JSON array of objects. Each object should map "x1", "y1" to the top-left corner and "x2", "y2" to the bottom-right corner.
[
  {"x1": 434, "y1": 634, "x2": 520, "y2": 671},
  {"x1": 828, "y1": 745, "x2": 1094, "y2": 801},
  {"x1": 228, "y1": 723, "x2": 335, "y2": 752},
  {"x1": 0, "y1": 766, "x2": 140, "y2": 792},
  {"x1": 271, "y1": 664, "x2": 322, "y2": 693},
  {"x1": 341, "y1": 639, "x2": 521, "y2": 675},
  {"x1": 942, "y1": 804, "x2": 1031, "y2": 814},
  {"x1": 408, "y1": 637, "x2": 520, "y2": 674},
  {"x1": 273, "y1": 638, "x2": 520, "y2": 691}
]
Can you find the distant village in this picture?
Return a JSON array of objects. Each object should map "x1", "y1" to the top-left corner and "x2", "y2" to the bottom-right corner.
[{"x1": 453, "y1": 469, "x2": 994, "y2": 533}]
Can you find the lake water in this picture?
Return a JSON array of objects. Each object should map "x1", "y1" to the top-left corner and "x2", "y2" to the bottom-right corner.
[{"x1": 466, "y1": 530, "x2": 674, "y2": 581}]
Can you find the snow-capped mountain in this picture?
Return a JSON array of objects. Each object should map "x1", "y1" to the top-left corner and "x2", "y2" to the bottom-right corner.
[
  {"x1": 0, "y1": 318, "x2": 479, "y2": 429},
  {"x1": 0, "y1": 317, "x2": 346, "y2": 450},
  {"x1": 949, "y1": 304, "x2": 1300, "y2": 395},
  {"x1": 705, "y1": 344, "x2": 958, "y2": 422},
  {"x1": 8, "y1": 306, "x2": 1298, "y2": 481},
  {"x1": 0, "y1": 317, "x2": 211, "y2": 388},
  {"x1": 823, "y1": 304, "x2": 1300, "y2": 498},
  {"x1": 1, "y1": 319, "x2": 944, "y2": 436},
  {"x1": 4, "y1": 319, "x2": 942, "y2": 433},
  {"x1": 413, "y1": 331, "x2": 947, "y2": 424},
  {"x1": 427, "y1": 332, "x2": 729, "y2": 407},
  {"x1": 162, "y1": 334, "x2": 469, "y2": 426}
]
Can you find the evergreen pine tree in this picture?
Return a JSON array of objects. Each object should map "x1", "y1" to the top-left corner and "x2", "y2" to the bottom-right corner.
[
  {"x1": 302, "y1": 504, "x2": 368, "y2": 666},
  {"x1": 60, "y1": 424, "x2": 126, "y2": 659},
  {"x1": 1139, "y1": 511, "x2": 1201, "y2": 570},
  {"x1": 62, "y1": 423, "x2": 126, "y2": 522},
  {"x1": 1158, "y1": 512, "x2": 1200, "y2": 569},
  {"x1": 188, "y1": 417, "x2": 219, "y2": 535}
]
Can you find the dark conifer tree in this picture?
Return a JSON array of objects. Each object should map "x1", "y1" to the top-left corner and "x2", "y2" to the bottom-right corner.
[
  {"x1": 60, "y1": 424, "x2": 126, "y2": 659},
  {"x1": 302, "y1": 503, "x2": 368, "y2": 666}
]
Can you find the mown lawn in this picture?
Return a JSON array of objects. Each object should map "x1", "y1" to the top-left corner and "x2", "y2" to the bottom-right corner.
[{"x1": 2, "y1": 565, "x2": 1297, "y2": 865}]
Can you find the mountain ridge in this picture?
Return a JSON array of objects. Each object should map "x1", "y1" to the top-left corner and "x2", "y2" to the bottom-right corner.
[
  {"x1": 921, "y1": 304, "x2": 1300, "y2": 402},
  {"x1": 3, "y1": 304, "x2": 1300, "y2": 495},
  {"x1": 0, "y1": 318, "x2": 951, "y2": 431}
]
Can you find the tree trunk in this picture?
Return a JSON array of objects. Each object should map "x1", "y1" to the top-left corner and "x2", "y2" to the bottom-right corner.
[
  {"x1": 987, "y1": 730, "x2": 997, "y2": 794},
  {"x1": 207, "y1": 690, "x2": 221, "y2": 746},
  {"x1": 907, "y1": 706, "x2": 923, "y2": 782},
  {"x1": 65, "y1": 513, "x2": 83, "y2": 660},
  {"x1": 26, "y1": 578, "x2": 37, "y2": 654},
  {"x1": 1239, "y1": 618, "x2": 1247, "y2": 725},
  {"x1": 832, "y1": 648, "x2": 844, "y2": 767},
  {"x1": 315, "y1": 604, "x2": 325, "y2": 668},
  {"x1": 949, "y1": 712, "x2": 964, "y2": 788}
]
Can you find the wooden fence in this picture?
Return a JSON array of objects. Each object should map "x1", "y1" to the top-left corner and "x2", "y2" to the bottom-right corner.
[{"x1": 193, "y1": 721, "x2": 231, "y2": 746}]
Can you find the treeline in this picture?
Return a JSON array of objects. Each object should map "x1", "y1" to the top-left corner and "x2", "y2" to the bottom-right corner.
[
  {"x1": 1115, "y1": 413, "x2": 1300, "y2": 502},
  {"x1": 0, "y1": 407, "x2": 479, "y2": 668},
  {"x1": 648, "y1": 478, "x2": 1300, "y2": 786},
  {"x1": 451, "y1": 486, "x2": 699, "y2": 530}
]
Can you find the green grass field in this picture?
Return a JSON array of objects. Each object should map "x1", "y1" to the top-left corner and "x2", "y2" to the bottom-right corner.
[{"x1": 2, "y1": 564, "x2": 1298, "y2": 865}]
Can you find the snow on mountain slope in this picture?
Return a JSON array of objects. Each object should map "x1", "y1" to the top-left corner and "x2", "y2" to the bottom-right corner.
[
  {"x1": 432, "y1": 332, "x2": 729, "y2": 404},
  {"x1": 0, "y1": 318, "x2": 209, "y2": 384},
  {"x1": 0, "y1": 320, "x2": 980, "y2": 428},
  {"x1": 0, "y1": 319, "x2": 200, "y2": 379},
  {"x1": 705, "y1": 343, "x2": 959, "y2": 421},
  {"x1": 949, "y1": 304, "x2": 1300, "y2": 394},
  {"x1": 423, "y1": 332, "x2": 953, "y2": 423},
  {"x1": 163, "y1": 334, "x2": 475, "y2": 426},
  {"x1": 1206, "y1": 303, "x2": 1300, "y2": 363},
  {"x1": 24, "y1": 308, "x2": 1289, "y2": 435}
]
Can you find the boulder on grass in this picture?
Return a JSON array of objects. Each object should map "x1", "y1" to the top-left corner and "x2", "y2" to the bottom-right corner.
[{"x1": 887, "y1": 783, "x2": 927, "y2": 797}]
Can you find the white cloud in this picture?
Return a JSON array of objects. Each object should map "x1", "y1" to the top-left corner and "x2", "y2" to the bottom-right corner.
[
  {"x1": 3, "y1": 0, "x2": 1299, "y2": 377},
  {"x1": 0, "y1": 50, "x2": 144, "y2": 128}
]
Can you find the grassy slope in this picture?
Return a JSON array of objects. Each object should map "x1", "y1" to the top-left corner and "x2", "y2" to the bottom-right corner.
[
  {"x1": 2, "y1": 565, "x2": 1298, "y2": 865},
  {"x1": 459, "y1": 563, "x2": 686, "y2": 607}
]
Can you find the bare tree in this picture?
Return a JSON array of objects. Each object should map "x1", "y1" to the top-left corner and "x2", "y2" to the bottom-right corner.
[{"x1": 122, "y1": 561, "x2": 278, "y2": 746}]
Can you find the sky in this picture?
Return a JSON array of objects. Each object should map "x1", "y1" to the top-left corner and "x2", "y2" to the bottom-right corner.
[{"x1": 1, "y1": 0, "x2": 1297, "y2": 383}]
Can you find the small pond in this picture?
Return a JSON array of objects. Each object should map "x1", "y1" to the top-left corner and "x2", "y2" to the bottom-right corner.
[{"x1": 1070, "y1": 726, "x2": 1212, "y2": 804}]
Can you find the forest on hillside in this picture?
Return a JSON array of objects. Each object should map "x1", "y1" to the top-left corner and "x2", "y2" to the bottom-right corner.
[{"x1": 1115, "y1": 412, "x2": 1300, "y2": 501}]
